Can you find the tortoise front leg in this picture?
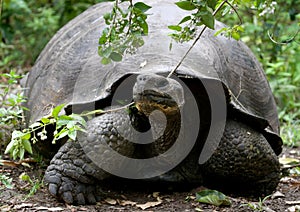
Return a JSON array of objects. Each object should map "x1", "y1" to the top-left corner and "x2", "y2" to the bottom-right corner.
[
  {"x1": 201, "y1": 119, "x2": 280, "y2": 195},
  {"x1": 44, "y1": 110, "x2": 135, "y2": 205}
]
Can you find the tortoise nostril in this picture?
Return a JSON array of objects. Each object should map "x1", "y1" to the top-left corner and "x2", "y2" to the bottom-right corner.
[{"x1": 137, "y1": 75, "x2": 149, "y2": 83}]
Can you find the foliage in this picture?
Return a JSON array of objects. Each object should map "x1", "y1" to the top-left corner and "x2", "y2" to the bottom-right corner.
[
  {"x1": 240, "y1": 195, "x2": 271, "y2": 212},
  {"x1": 19, "y1": 172, "x2": 42, "y2": 198},
  {"x1": 98, "y1": 0, "x2": 152, "y2": 64},
  {"x1": 0, "y1": 173, "x2": 13, "y2": 189},
  {"x1": 0, "y1": 70, "x2": 26, "y2": 146},
  {"x1": 0, "y1": 0, "x2": 108, "y2": 70},
  {"x1": 5, "y1": 104, "x2": 87, "y2": 160}
]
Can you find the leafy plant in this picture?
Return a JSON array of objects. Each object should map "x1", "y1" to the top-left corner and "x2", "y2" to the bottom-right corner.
[
  {"x1": 0, "y1": 70, "x2": 26, "y2": 146},
  {"x1": 5, "y1": 104, "x2": 87, "y2": 160},
  {"x1": 0, "y1": 173, "x2": 13, "y2": 189},
  {"x1": 19, "y1": 172, "x2": 42, "y2": 198},
  {"x1": 98, "y1": 0, "x2": 152, "y2": 64},
  {"x1": 240, "y1": 195, "x2": 271, "y2": 212}
]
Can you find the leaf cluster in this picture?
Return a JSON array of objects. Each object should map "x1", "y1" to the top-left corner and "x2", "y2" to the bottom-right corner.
[
  {"x1": 168, "y1": 0, "x2": 217, "y2": 43},
  {"x1": 5, "y1": 104, "x2": 87, "y2": 160},
  {"x1": 98, "y1": 1, "x2": 151, "y2": 64}
]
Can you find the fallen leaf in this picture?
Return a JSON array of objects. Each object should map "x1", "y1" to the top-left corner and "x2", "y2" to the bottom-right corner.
[
  {"x1": 35, "y1": 206, "x2": 64, "y2": 211},
  {"x1": 13, "y1": 203, "x2": 34, "y2": 209},
  {"x1": 286, "y1": 200, "x2": 300, "y2": 205},
  {"x1": 104, "y1": 198, "x2": 117, "y2": 205},
  {"x1": 152, "y1": 192, "x2": 160, "y2": 198},
  {"x1": 279, "y1": 157, "x2": 300, "y2": 165},
  {"x1": 119, "y1": 200, "x2": 137, "y2": 206},
  {"x1": 195, "y1": 189, "x2": 231, "y2": 206},
  {"x1": 271, "y1": 191, "x2": 285, "y2": 199},
  {"x1": 280, "y1": 177, "x2": 300, "y2": 184},
  {"x1": 136, "y1": 201, "x2": 162, "y2": 210}
]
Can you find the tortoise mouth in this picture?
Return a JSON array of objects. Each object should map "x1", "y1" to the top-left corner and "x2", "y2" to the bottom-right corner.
[
  {"x1": 133, "y1": 90, "x2": 180, "y2": 116},
  {"x1": 133, "y1": 90, "x2": 177, "y2": 107}
]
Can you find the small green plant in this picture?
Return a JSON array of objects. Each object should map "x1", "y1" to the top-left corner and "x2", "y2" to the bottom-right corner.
[
  {"x1": 0, "y1": 173, "x2": 14, "y2": 189},
  {"x1": 240, "y1": 195, "x2": 271, "y2": 212},
  {"x1": 19, "y1": 172, "x2": 42, "y2": 198},
  {"x1": 0, "y1": 70, "x2": 26, "y2": 144},
  {"x1": 5, "y1": 104, "x2": 87, "y2": 160}
]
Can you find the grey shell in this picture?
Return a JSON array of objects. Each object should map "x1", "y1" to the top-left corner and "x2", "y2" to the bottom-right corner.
[{"x1": 24, "y1": 0, "x2": 282, "y2": 154}]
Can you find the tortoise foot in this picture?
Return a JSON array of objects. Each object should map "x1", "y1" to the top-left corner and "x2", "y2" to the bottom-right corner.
[
  {"x1": 46, "y1": 172, "x2": 100, "y2": 205},
  {"x1": 44, "y1": 142, "x2": 106, "y2": 205}
]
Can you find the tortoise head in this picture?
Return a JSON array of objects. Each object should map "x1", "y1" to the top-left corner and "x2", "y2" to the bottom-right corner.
[{"x1": 133, "y1": 74, "x2": 184, "y2": 116}]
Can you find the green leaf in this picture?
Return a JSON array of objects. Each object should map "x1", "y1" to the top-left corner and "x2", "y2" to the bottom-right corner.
[
  {"x1": 231, "y1": 31, "x2": 240, "y2": 40},
  {"x1": 214, "y1": 27, "x2": 228, "y2": 37},
  {"x1": 22, "y1": 139, "x2": 33, "y2": 154},
  {"x1": 19, "y1": 148, "x2": 25, "y2": 160},
  {"x1": 102, "y1": 46, "x2": 113, "y2": 58},
  {"x1": 201, "y1": 11, "x2": 215, "y2": 29},
  {"x1": 41, "y1": 117, "x2": 50, "y2": 124},
  {"x1": 52, "y1": 104, "x2": 65, "y2": 119},
  {"x1": 22, "y1": 133, "x2": 31, "y2": 140},
  {"x1": 4, "y1": 140, "x2": 15, "y2": 154},
  {"x1": 179, "y1": 15, "x2": 191, "y2": 24},
  {"x1": 54, "y1": 128, "x2": 69, "y2": 141},
  {"x1": 195, "y1": 190, "x2": 231, "y2": 206},
  {"x1": 101, "y1": 57, "x2": 111, "y2": 65},
  {"x1": 175, "y1": 1, "x2": 197, "y2": 11},
  {"x1": 168, "y1": 25, "x2": 182, "y2": 31},
  {"x1": 133, "y1": 2, "x2": 152, "y2": 13},
  {"x1": 68, "y1": 129, "x2": 77, "y2": 141},
  {"x1": 207, "y1": 0, "x2": 217, "y2": 10},
  {"x1": 109, "y1": 51, "x2": 123, "y2": 62},
  {"x1": 69, "y1": 114, "x2": 87, "y2": 127}
]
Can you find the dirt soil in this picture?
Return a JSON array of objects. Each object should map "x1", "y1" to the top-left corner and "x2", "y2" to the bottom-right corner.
[{"x1": 0, "y1": 147, "x2": 300, "y2": 212}]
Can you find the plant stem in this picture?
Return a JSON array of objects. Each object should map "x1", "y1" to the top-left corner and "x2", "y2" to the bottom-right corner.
[{"x1": 167, "y1": 0, "x2": 228, "y2": 78}]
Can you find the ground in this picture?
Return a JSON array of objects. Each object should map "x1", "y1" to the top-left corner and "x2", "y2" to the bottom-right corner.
[{"x1": 0, "y1": 147, "x2": 300, "y2": 212}]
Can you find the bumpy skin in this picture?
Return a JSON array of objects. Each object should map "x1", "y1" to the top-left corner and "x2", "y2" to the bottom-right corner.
[
  {"x1": 44, "y1": 110, "x2": 135, "y2": 204},
  {"x1": 201, "y1": 119, "x2": 280, "y2": 195}
]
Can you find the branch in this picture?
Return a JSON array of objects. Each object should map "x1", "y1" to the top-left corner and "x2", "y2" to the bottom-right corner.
[{"x1": 167, "y1": 0, "x2": 228, "y2": 78}]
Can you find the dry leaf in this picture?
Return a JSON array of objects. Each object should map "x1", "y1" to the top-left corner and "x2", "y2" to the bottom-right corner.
[
  {"x1": 104, "y1": 198, "x2": 117, "y2": 205},
  {"x1": 136, "y1": 201, "x2": 162, "y2": 210},
  {"x1": 35, "y1": 206, "x2": 64, "y2": 211},
  {"x1": 271, "y1": 191, "x2": 285, "y2": 199},
  {"x1": 119, "y1": 200, "x2": 137, "y2": 206},
  {"x1": 153, "y1": 192, "x2": 160, "y2": 198},
  {"x1": 280, "y1": 177, "x2": 300, "y2": 184},
  {"x1": 286, "y1": 200, "x2": 300, "y2": 205}
]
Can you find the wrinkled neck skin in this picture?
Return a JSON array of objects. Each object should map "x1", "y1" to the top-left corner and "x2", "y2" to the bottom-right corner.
[{"x1": 130, "y1": 105, "x2": 182, "y2": 156}]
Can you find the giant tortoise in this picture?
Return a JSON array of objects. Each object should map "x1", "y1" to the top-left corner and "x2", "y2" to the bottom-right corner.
[{"x1": 24, "y1": 0, "x2": 283, "y2": 205}]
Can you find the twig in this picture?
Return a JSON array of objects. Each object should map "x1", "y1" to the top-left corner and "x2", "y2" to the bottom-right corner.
[
  {"x1": 281, "y1": 163, "x2": 300, "y2": 170},
  {"x1": 167, "y1": 0, "x2": 228, "y2": 78},
  {"x1": 268, "y1": 29, "x2": 300, "y2": 45},
  {"x1": 80, "y1": 102, "x2": 135, "y2": 116}
]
